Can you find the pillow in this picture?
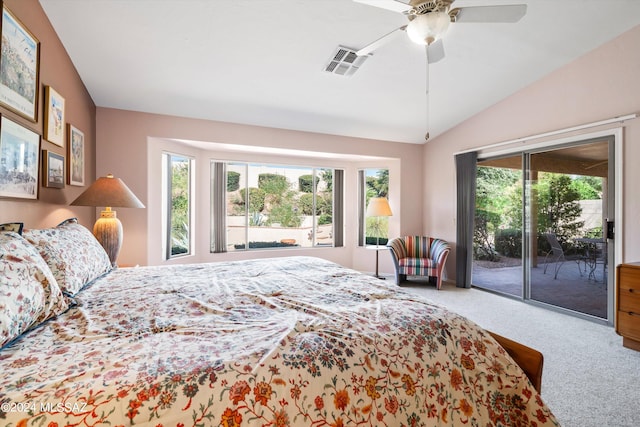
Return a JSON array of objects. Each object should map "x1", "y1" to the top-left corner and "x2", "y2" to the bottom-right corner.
[
  {"x1": 0, "y1": 222, "x2": 23, "y2": 235},
  {"x1": 23, "y1": 219, "x2": 112, "y2": 296},
  {"x1": 0, "y1": 232, "x2": 69, "y2": 348}
]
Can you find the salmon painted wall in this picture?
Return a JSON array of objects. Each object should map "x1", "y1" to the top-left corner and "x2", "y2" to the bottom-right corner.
[
  {"x1": 0, "y1": 0, "x2": 96, "y2": 229},
  {"x1": 95, "y1": 108, "x2": 425, "y2": 270},
  {"x1": 424, "y1": 24, "x2": 640, "y2": 281}
]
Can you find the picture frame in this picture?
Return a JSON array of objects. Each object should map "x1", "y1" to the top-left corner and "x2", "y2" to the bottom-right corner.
[
  {"x1": 42, "y1": 149, "x2": 64, "y2": 188},
  {"x1": 0, "y1": 115, "x2": 40, "y2": 199},
  {"x1": 0, "y1": 4, "x2": 40, "y2": 122},
  {"x1": 67, "y1": 124, "x2": 84, "y2": 186},
  {"x1": 44, "y1": 85, "x2": 65, "y2": 146}
]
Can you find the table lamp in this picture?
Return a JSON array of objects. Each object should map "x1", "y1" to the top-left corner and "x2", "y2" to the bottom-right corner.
[
  {"x1": 71, "y1": 174, "x2": 144, "y2": 266},
  {"x1": 366, "y1": 196, "x2": 393, "y2": 247}
]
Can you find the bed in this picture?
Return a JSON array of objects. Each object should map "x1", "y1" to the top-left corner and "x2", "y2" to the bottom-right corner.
[{"x1": 1, "y1": 220, "x2": 559, "y2": 426}]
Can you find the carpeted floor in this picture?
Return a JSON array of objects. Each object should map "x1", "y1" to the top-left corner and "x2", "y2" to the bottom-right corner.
[{"x1": 397, "y1": 278, "x2": 640, "y2": 427}]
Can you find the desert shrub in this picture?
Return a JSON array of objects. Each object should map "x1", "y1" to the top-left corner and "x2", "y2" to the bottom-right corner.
[
  {"x1": 240, "y1": 187, "x2": 265, "y2": 213},
  {"x1": 298, "y1": 174, "x2": 319, "y2": 193},
  {"x1": 495, "y1": 228, "x2": 521, "y2": 258},
  {"x1": 227, "y1": 171, "x2": 240, "y2": 192}
]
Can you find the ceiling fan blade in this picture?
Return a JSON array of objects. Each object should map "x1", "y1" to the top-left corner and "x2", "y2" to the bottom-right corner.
[
  {"x1": 353, "y1": 0, "x2": 412, "y2": 14},
  {"x1": 356, "y1": 25, "x2": 407, "y2": 56},
  {"x1": 450, "y1": 4, "x2": 527, "y2": 23},
  {"x1": 427, "y1": 39, "x2": 445, "y2": 64}
]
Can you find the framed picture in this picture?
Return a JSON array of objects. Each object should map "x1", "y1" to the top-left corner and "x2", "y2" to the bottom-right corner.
[
  {"x1": 0, "y1": 4, "x2": 40, "y2": 122},
  {"x1": 0, "y1": 115, "x2": 40, "y2": 199},
  {"x1": 42, "y1": 150, "x2": 64, "y2": 188},
  {"x1": 44, "y1": 86, "x2": 65, "y2": 146},
  {"x1": 67, "y1": 124, "x2": 84, "y2": 186}
]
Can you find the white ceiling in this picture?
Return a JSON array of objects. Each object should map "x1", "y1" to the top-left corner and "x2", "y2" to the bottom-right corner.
[{"x1": 39, "y1": 0, "x2": 640, "y2": 144}]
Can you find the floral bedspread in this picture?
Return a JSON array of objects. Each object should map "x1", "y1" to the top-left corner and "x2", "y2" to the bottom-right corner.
[{"x1": 0, "y1": 256, "x2": 558, "y2": 426}]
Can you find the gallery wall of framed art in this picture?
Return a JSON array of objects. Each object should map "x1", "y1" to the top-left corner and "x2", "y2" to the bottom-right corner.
[{"x1": 0, "y1": 0, "x2": 97, "y2": 229}]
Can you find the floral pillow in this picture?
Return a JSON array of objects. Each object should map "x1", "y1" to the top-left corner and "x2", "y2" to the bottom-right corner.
[
  {"x1": 0, "y1": 232, "x2": 69, "y2": 349},
  {"x1": 23, "y1": 219, "x2": 113, "y2": 296}
]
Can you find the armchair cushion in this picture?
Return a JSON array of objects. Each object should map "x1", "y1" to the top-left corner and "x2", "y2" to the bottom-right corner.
[{"x1": 387, "y1": 236, "x2": 451, "y2": 289}]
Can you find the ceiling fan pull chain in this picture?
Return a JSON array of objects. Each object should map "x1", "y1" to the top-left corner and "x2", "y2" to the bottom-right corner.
[{"x1": 425, "y1": 45, "x2": 430, "y2": 141}]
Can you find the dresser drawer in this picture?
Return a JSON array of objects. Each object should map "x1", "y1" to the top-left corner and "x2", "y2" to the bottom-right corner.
[
  {"x1": 617, "y1": 310, "x2": 640, "y2": 341},
  {"x1": 618, "y1": 265, "x2": 640, "y2": 312},
  {"x1": 618, "y1": 286, "x2": 640, "y2": 312}
]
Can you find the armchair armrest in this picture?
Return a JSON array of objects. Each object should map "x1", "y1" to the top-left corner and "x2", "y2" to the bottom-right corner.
[{"x1": 387, "y1": 237, "x2": 407, "y2": 260}]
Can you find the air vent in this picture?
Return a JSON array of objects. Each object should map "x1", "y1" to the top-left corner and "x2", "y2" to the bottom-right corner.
[{"x1": 324, "y1": 46, "x2": 369, "y2": 77}]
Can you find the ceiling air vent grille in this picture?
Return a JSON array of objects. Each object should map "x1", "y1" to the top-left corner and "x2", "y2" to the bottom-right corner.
[{"x1": 324, "y1": 46, "x2": 369, "y2": 77}]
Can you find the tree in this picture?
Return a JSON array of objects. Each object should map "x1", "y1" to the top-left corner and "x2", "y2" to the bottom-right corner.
[
  {"x1": 536, "y1": 173, "x2": 584, "y2": 245},
  {"x1": 571, "y1": 175, "x2": 602, "y2": 200},
  {"x1": 170, "y1": 160, "x2": 190, "y2": 255},
  {"x1": 366, "y1": 169, "x2": 389, "y2": 197},
  {"x1": 257, "y1": 173, "x2": 302, "y2": 227},
  {"x1": 474, "y1": 166, "x2": 521, "y2": 259}
]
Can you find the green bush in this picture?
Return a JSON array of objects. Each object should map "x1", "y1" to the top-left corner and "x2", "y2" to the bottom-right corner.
[
  {"x1": 227, "y1": 171, "x2": 240, "y2": 192},
  {"x1": 473, "y1": 209, "x2": 500, "y2": 261},
  {"x1": 258, "y1": 173, "x2": 288, "y2": 193},
  {"x1": 495, "y1": 228, "x2": 521, "y2": 258},
  {"x1": 298, "y1": 174, "x2": 319, "y2": 193},
  {"x1": 318, "y1": 213, "x2": 332, "y2": 225},
  {"x1": 267, "y1": 203, "x2": 302, "y2": 228},
  {"x1": 240, "y1": 187, "x2": 265, "y2": 213},
  {"x1": 298, "y1": 193, "x2": 332, "y2": 217},
  {"x1": 299, "y1": 193, "x2": 314, "y2": 215}
]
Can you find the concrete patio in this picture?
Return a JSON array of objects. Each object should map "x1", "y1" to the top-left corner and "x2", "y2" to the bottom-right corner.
[{"x1": 472, "y1": 257, "x2": 608, "y2": 319}]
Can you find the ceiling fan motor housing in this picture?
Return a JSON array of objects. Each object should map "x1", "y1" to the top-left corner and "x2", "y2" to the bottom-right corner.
[
  {"x1": 406, "y1": 11, "x2": 451, "y2": 45},
  {"x1": 411, "y1": 0, "x2": 454, "y2": 16}
]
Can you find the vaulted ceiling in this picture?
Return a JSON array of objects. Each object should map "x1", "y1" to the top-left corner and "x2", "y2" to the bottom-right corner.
[{"x1": 39, "y1": 0, "x2": 640, "y2": 144}]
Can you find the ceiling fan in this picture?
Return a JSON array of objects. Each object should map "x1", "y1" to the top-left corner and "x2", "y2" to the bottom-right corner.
[
  {"x1": 354, "y1": 0, "x2": 527, "y2": 61},
  {"x1": 351, "y1": 0, "x2": 527, "y2": 140}
]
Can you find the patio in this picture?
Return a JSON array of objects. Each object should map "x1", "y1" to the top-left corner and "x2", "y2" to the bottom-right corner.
[{"x1": 472, "y1": 256, "x2": 608, "y2": 319}]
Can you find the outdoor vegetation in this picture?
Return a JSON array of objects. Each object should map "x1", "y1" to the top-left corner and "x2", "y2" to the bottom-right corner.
[
  {"x1": 365, "y1": 169, "x2": 390, "y2": 245},
  {"x1": 168, "y1": 156, "x2": 190, "y2": 257},
  {"x1": 474, "y1": 165, "x2": 603, "y2": 262},
  {"x1": 226, "y1": 165, "x2": 334, "y2": 249}
]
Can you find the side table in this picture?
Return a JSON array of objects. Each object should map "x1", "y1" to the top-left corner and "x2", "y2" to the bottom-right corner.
[{"x1": 366, "y1": 245, "x2": 388, "y2": 279}]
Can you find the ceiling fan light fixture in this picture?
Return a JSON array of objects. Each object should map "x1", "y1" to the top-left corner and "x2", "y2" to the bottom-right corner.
[{"x1": 406, "y1": 11, "x2": 450, "y2": 45}]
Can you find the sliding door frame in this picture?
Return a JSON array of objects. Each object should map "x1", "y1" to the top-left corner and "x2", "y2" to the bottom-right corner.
[{"x1": 475, "y1": 127, "x2": 623, "y2": 325}]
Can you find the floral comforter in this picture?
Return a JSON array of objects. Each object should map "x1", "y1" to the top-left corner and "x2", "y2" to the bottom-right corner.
[{"x1": 1, "y1": 256, "x2": 558, "y2": 426}]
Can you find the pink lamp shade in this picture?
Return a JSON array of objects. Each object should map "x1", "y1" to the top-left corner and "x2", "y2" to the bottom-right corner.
[{"x1": 71, "y1": 174, "x2": 144, "y2": 266}]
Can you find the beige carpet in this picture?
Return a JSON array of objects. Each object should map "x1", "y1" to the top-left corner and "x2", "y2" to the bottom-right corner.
[{"x1": 398, "y1": 278, "x2": 640, "y2": 427}]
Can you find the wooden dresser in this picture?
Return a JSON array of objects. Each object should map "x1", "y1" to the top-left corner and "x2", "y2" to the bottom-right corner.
[{"x1": 616, "y1": 262, "x2": 640, "y2": 351}]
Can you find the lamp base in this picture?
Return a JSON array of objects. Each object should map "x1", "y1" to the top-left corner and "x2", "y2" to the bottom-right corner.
[{"x1": 93, "y1": 209, "x2": 123, "y2": 267}]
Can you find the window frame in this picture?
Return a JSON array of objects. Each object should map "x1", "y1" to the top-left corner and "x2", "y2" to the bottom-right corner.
[
  {"x1": 211, "y1": 160, "x2": 344, "y2": 252},
  {"x1": 358, "y1": 168, "x2": 390, "y2": 247},
  {"x1": 162, "y1": 152, "x2": 195, "y2": 260}
]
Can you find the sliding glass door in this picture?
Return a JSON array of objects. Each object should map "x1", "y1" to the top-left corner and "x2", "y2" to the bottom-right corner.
[
  {"x1": 472, "y1": 138, "x2": 613, "y2": 321},
  {"x1": 473, "y1": 154, "x2": 523, "y2": 298}
]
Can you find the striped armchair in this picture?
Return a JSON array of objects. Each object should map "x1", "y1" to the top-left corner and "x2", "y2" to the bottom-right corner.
[{"x1": 387, "y1": 236, "x2": 451, "y2": 289}]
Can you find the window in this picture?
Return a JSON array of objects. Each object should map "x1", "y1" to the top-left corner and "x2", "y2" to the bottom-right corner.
[
  {"x1": 211, "y1": 161, "x2": 343, "y2": 252},
  {"x1": 358, "y1": 168, "x2": 390, "y2": 246},
  {"x1": 162, "y1": 153, "x2": 193, "y2": 259}
]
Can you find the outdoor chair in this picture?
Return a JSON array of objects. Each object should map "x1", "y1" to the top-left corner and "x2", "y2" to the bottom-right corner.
[
  {"x1": 543, "y1": 233, "x2": 565, "y2": 279},
  {"x1": 387, "y1": 236, "x2": 450, "y2": 289}
]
